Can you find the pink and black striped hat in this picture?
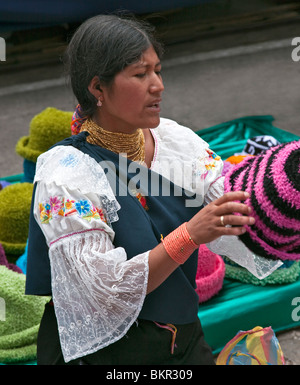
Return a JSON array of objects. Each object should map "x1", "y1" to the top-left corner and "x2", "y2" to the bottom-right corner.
[{"x1": 224, "y1": 140, "x2": 300, "y2": 261}]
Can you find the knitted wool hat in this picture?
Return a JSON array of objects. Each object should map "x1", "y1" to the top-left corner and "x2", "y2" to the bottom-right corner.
[
  {"x1": 0, "y1": 183, "x2": 33, "y2": 256},
  {"x1": 0, "y1": 265, "x2": 49, "y2": 363},
  {"x1": 195, "y1": 244, "x2": 225, "y2": 303},
  {"x1": 15, "y1": 107, "x2": 72, "y2": 163},
  {"x1": 224, "y1": 140, "x2": 300, "y2": 261},
  {"x1": 223, "y1": 257, "x2": 300, "y2": 286}
]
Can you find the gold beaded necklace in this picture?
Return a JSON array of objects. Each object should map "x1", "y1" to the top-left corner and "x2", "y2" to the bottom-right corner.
[{"x1": 80, "y1": 119, "x2": 145, "y2": 164}]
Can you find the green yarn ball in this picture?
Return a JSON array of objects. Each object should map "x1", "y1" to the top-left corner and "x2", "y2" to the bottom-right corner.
[{"x1": 0, "y1": 183, "x2": 33, "y2": 255}]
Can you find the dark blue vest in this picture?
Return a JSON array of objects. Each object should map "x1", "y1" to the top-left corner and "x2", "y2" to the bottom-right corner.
[{"x1": 26, "y1": 132, "x2": 203, "y2": 324}]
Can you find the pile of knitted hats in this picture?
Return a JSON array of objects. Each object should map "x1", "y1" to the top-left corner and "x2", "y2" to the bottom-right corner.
[
  {"x1": 15, "y1": 107, "x2": 72, "y2": 183},
  {"x1": 222, "y1": 136, "x2": 300, "y2": 286},
  {"x1": 0, "y1": 242, "x2": 48, "y2": 364},
  {"x1": 0, "y1": 107, "x2": 72, "y2": 364}
]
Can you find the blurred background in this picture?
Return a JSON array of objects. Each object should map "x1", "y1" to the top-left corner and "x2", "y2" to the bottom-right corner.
[{"x1": 0, "y1": 0, "x2": 300, "y2": 177}]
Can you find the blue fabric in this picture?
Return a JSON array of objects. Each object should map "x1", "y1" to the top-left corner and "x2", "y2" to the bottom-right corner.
[
  {"x1": 16, "y1": 240, "x2": 28, "y2": 274},
  {"x1": 21, "y1": 159, "x2": 36, "y2": 184}
]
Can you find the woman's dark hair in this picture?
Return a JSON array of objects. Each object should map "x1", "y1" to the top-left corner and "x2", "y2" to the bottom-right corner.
[{"x1": 64, "y1": 14, "x2": 164, "y2": 117}]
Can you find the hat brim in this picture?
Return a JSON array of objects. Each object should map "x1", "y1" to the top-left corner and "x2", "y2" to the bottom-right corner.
[
  {"x1": 15, "y1": 136, "x2": 42, "y2": 163},
  {"x1": 0, "y1": 240, "x2": 27, "y2": 256},
  {"x1": 195, "y1": 254, "x2": 225, "y2": 303},
  {"x1": 0, "y1": 341, "x2": 38, "y2": 363},
  {"x1": 224, "y1": 257, "x2": 300, "y2": 286}
]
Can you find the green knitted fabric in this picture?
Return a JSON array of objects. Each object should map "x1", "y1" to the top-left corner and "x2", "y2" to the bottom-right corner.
[
  {"x1": 0, "y1": 183, "x2": 33, "y2": 256},
  {"x1": 15, "y1": 107, "x2": 73, "y2": 163},
  {"x1": 224, "y1": 257, "x2": 300, "y2": 286},
  {"x1": 0, "y1": 266, "x2": 49, "y2": 363}
]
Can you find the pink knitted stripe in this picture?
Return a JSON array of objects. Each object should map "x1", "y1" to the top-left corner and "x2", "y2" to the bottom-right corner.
[
  {"x1": 224, "y1": 156, "x2": 254, "y2": 194},
  {"x1": 271, "y1": 142, "x2": 300, "y2": 210},
  {"x1": 253, "y1": 146, "x2": 300, "y2": 231},
  {"x1": 244, "y1": 228, "x2": 300, "y2": 260},
  {"x1": 225, "y1": 151, "x2": 300, "y2": 243}
]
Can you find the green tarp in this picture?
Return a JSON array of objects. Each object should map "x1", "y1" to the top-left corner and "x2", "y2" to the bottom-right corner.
[
  {"x1": 196, "y1": 115, "x2": 299, "y2": 159},
  {"x1": 196, "y1": 115, "x2": 300, "y2": 354}
]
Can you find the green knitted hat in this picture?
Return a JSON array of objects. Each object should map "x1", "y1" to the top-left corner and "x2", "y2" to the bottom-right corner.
[
  {"x1": 0, "y1": 183, "x2": 33, "y2": 256},
  {"x1": 15, "y1": 107, "x2": 72, "y2": 163},
  {"x1": 0, "y1": 265, "x2": 49, "y2": 363},
  {"x1": 223, "y1": 256, "x2": 300, "y2": 286}
]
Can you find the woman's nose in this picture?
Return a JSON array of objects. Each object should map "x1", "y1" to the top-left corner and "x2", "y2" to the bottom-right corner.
[{"x1": 150, "y1": 74, "x2": 164, "y2": 94}]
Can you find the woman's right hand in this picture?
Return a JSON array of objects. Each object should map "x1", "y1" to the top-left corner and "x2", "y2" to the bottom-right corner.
[{"x1": 186, "y1": 191, "x2": 255, "y2": 245}]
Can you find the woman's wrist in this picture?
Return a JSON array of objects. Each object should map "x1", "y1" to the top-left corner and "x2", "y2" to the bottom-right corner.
[{"x1": 161, "y1": 222, "x2": 199, "y2": 265}]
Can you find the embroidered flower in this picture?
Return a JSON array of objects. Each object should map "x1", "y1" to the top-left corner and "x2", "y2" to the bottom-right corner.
[
  {"x1": 65, "y1": 199, "x2": 75, "y2": 210},
  {"x1": 50, "y1": 196, "x2": 63, "y2": 213},
  {"x1": 45, "y1": 203, "x2": 51, "y2": 212},
  {"x1": 206, "y1": 148, "x2": 221, "y2": 161},
  {"x1": 75, "y1": 200, "x2": 91, "y2": 215}
]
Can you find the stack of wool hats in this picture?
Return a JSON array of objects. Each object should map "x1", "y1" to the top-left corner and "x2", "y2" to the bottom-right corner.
[
  {"x1": 0, "y1": 265, "x2": 49, "y2": 363},
  {"x1": 223, "y1": 139, "x2": 300, "y2": 285},
  {"x1": 195, "y1": 244, "x2": 225, "y2": 302},
  {"x1": 15, "y1": 107, "x2": 73, "y2": 183},
  {"x1": 0, "y1": 182, "x2": 33, "y2": 257}
]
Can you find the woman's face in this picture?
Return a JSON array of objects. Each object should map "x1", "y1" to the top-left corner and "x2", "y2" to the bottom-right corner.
[{"x1": 97, "y1": 45, "x2": 164, "y2": 133}]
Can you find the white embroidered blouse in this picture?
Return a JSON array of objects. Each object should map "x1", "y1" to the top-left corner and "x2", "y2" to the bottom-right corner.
[{"x1": 33, "y1": 118, "x2": 281, "y2": 362}]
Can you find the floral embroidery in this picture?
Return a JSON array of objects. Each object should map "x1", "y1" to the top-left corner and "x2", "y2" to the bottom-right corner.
[
  {"x1": 136, "y1": 192, "x2": 149, "y2": 211},
  {"x1": 205, "y1": 149, "x2": 221, "y2": 171},
  {"x1": 39, "y1": 196, "x2": 107, "y2": 224},
  {"x1": 130, "y1": 189, "x2": 149, "y2": 211}
]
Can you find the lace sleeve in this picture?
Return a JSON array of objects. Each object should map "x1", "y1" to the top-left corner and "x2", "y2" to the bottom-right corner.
[
  {"x1": 33, "y1": 147, "x2": 149, "y2": 363},
  {"x1": 49, "y1": 229, "x2": 149, "y2": 363}
]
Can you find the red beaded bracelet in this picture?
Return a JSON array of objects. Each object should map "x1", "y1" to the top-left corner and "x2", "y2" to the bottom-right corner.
[{"x1": 162, "y1": 222, "x2": 199, "y2": 265}]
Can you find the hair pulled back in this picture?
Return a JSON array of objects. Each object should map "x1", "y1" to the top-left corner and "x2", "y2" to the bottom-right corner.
[{"x1": 65, "y1": 14, "x2": 164, "y2": 117}]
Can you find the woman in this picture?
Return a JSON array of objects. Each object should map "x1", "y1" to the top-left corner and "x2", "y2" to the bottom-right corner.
[{"x1": 25, "y1": 14, "x2": 255, "y2": 365}]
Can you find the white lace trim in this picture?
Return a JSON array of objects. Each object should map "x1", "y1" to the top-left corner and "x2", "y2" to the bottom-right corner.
[
  {"x1": 34, "y1": 145, "x2": 120, "y2": 223},
  {"x1": 206, "y1": 236, "x2": 283, "y2": 279},
  {"x1": 49, "y1": 230, "x2": 149, "y2": 362}
]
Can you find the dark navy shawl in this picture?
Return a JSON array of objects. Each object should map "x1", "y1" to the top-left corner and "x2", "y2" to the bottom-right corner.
[{"x1": 26, "y1": 132, "x2": 203, "y2": 324}]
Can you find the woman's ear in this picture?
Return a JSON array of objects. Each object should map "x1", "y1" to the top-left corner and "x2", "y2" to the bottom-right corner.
[{"x1": 88, "y1": 76, "x2": 103, "y2": 100}]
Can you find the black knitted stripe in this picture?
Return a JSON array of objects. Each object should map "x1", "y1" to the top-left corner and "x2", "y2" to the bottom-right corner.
[
  {"x1": 237, "y1": 149, "x2": 299, "y2": 259},
  {"x1": 263, "y1": 145, "x2": 299, "y2": 220},
  {"x1": 283, "y1": 146, "x2": 300, "y2": 192},
  {"x1": 249, "y1": 149, "x2": 297, "y2": 237}
]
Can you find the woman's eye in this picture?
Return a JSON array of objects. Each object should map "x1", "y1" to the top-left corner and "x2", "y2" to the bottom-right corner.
[{"x1": 135, "y1": 73, "x2": 146, "y2": 78}]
